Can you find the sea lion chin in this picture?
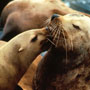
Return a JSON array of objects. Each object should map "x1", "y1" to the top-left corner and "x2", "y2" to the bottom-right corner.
[{"x1": 33, "y1": 14, "x2": 90, "y2": 90}]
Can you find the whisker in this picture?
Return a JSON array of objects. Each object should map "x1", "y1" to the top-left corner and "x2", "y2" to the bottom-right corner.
[
  {"x1": 49, "y1": 24, "x2": 58, "y2": 34},
  {"x1": 44, "y1": 18, "x2": 50, "y2": 25},
  {"x1": 62, "y1": 29, "x2": 68, "y2": 64},
  {"x1": 52, "y1": 26, "x2": 59, "y2": 37},
  {"x1": 53, "y1": 30, "x2": 58, "y2": 42},
  {"x1": 48, "y1": 25, "x2": 54, "y2": 33},
  {"x1": 56, "y1": 28, "x2": 61, "y2": 47},
  {"x1": 70, "y1": 37, "x2": 73, "y2": 51},
  {"x1": 47, "y1": 38, "x2": 56, "y2": 46}
]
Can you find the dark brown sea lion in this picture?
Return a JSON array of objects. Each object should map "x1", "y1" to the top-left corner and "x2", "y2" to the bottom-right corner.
[
  {"x1": 33, "y1": 14, "x2": 90, "y2": 90},
  {"x1": 0, "y1": 28, "x2": 50, "y2": 90}
]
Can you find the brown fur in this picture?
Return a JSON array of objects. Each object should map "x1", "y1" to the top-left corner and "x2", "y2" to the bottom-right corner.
[
  {"x1": 33, "y1": 14, "x2": 90, "y2": 90},
  {"x1": 1, "y1": 0, "x2": 90, "y2": 41},
  {"x1": 0, "y1": 0, "x2": 69, "y2": 41}
]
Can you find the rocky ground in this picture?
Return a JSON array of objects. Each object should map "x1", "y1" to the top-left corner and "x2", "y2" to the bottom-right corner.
[{"x1": 19, "y1": 55, "x2": 42, "y2": 90}]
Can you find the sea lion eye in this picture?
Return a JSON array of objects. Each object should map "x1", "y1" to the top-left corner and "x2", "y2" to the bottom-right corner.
[
  {"x1": 72, "y1": 24, "x2": 81, "y2": 30},
  {"x1": 31, "y1": 35, "x2": 37, "y2": 42}
]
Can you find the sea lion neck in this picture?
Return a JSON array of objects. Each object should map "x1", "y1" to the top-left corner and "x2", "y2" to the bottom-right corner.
[
  {"x1": 1, "y1": 39, "x2": 20, "y2": 56},
  {"x1": 0, "y1": 35, "x2": 40, "y2": 70},
  {"x1": 47, "y1": 46, "x2": 90, "y2": 73},
  {"x1": 0, "y1": 40, "x2": 21, "y2": 69}
]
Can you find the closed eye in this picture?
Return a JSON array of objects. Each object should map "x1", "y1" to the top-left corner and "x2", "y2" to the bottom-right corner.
[
  {"x1": 72, "y1": 24, "x2": 81, "y2": 30},
  {"x1": 31, "y1": 35, "x2": 37, "y2": 42}
]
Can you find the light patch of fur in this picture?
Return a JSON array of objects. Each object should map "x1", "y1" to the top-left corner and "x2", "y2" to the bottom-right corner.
[
  {"x1": 31, "y1": 0, "x2": 45, "y2": 3},
  {"x1": 0, "y1": 28, "x2": 48, "y2": 90}
]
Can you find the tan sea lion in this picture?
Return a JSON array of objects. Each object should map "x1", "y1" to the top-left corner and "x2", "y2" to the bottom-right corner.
[
  {"x1": 0, "y1": 28, "x2": 50, "y2": 90},
  {"x1": 0, "y1": 41, "x2": 23, "y2": 90},
  {"x1": 0, "y1": 0, "x2": 67, "y2": 41},
  {"x1": 1, "y1": 0, "x2": 90, "y2": 41},
  {"x1": 33, "y1": 14, "x2": 90, "y2": 90},
  {"x1": 0, "y1": 40, "x2": 42, "y2": 90},
  {"x1": 0, "y1": 0, "x2": 11, "y2": 15},
  {"x1": 0, "y1": 40, "x2": 6, "y2": 47}
]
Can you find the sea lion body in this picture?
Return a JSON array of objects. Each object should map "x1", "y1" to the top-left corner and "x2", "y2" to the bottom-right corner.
[
  {"x1": 0, "y1": 0, "x2": 65, "y2": 41},
  {"x1": 0, "y1": 28, "x2": 50, "y2": 90},
  {"x1": 0, "y1": 40, "x2": 6, "y2": 47},
  {"x1": 33, "y1": 14, "x2": 90, "y2": 90}
]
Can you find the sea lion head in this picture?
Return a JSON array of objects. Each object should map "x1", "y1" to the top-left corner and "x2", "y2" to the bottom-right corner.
[
  {"x1": 18, "y1": 28, "x2": 49, "y2": 53},
  {"x1": 47, "y1": 14, "x2": 90, "y2": 51},
  {"x1": 46, "y1": 13, "x2": 90, "y2": 66},
  {"x1": 6, "y1": 28, "x2": 50, "y2": 68}
]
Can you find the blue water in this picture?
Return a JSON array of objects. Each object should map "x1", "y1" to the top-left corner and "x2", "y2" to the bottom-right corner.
[{"x1": 62, "y1": 0, "x2": 90, "y2": 14}]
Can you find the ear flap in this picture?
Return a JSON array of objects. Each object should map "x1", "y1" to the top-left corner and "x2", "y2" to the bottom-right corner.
[{"x1": 18, "y1": 47, "x2": 24, "y2": 52}]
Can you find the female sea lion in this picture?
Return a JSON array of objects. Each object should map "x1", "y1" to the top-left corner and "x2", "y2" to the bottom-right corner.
[
  {"x1": 0, "y1": 40, "x2": 42, "y2": 90},
  {"x1": 0, "y1": 28, "x2": 50, "y2": 90},
  {"x1": 33, "y1": 14, "x2": 90, "y2": 90},
  {"x1": 0, "y1": 40, "x2": 23, "y2": 90}
]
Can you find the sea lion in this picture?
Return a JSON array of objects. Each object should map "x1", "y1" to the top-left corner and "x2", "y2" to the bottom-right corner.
[
  {"x1": 0, "y1": 40, "x2": 23, "y2": 90},
  {"x1": 0, "y1": 0, "x2": 11, "y2": 15},
  {"x1": 0, "y1": 40, "x2": 42, "y2": 90},
  {"x1": 0, "y1": 40, "x2": 6, "y2": 47},
  {"x1": 0, "y1": 0, "x2": 68, "y2": 41},
  {"x1": 33, "y1": 14, "x2": 90, "y2": 90},
  {"x1": 1, "y1": 0, "x2": 90, "y2": 41},
  {"x1": 0, "y1": 28, "x2": 50, "y2": 90}
]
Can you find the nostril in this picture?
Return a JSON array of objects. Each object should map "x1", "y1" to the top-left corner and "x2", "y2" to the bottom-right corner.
[{"x1": 51, "y1": 14, "x2": 59, "y2": 21}]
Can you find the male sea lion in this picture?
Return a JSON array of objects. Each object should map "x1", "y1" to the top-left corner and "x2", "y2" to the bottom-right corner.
[
  {"x1": 0, "y1": 28, "x2": 50, "y2": 90},
  {"x1": 33, "y1": 14, "x2": 90, "y2": 90}
]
